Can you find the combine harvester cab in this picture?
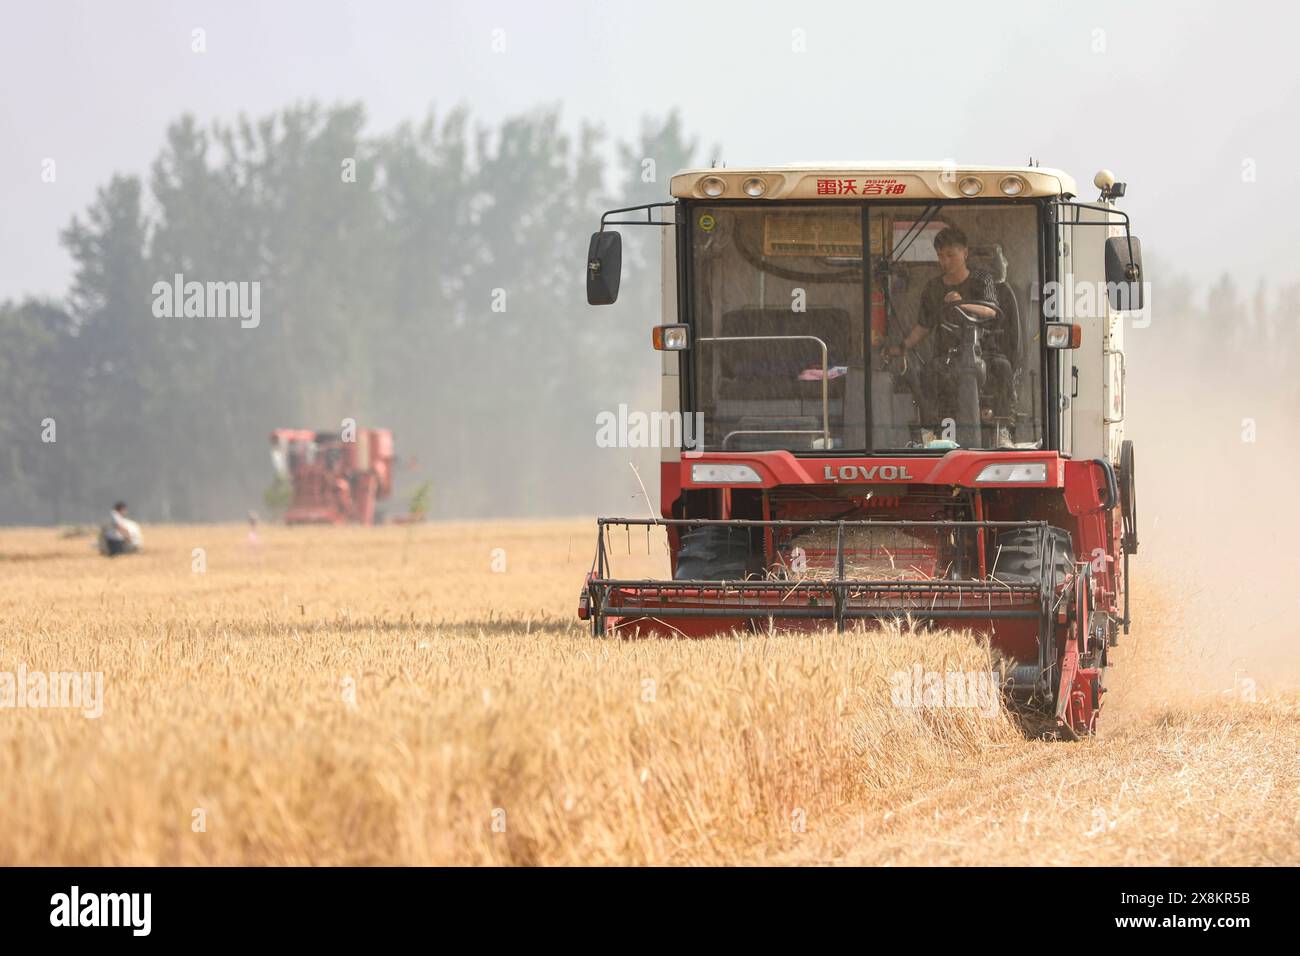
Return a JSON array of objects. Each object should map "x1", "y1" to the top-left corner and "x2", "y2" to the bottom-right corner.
[{"x1": 579, "y1": 164, "x2": 1143, "y2": 738}]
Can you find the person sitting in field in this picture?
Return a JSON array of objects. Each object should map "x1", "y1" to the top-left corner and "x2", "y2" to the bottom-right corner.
[{"x1": 99, "y1": 501, "x2": 143, "y2": 557}]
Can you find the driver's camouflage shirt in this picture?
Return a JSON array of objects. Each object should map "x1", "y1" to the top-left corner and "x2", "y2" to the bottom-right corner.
[{"x1": 915, "y1": 269, "x2": 998, "y2": 356}]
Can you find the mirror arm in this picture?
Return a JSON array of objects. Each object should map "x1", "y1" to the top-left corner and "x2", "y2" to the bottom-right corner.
[
  {"x1": 599, "y1": 201, "x2": 676, "y2": 231},
  {"x1": 1054, "y1": 199, "x2": 1138, "y2": 272}
]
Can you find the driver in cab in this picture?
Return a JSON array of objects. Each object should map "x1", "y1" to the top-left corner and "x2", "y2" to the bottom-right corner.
[{"x1": 888, "y1": 226, "x2": 996, "y2": 359}]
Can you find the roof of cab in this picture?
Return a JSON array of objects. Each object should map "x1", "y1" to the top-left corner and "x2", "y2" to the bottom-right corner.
[{"x1": 669, "y1": 164, "x2": 1077, "y2": 201}]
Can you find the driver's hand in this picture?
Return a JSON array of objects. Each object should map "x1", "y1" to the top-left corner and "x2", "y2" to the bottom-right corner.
[
  {"x1": 887, "y1": 345, "x2": 903, "y2": 358},
  {"x1": 943, "y1": 291, "x2": 962, "y2": 304}
]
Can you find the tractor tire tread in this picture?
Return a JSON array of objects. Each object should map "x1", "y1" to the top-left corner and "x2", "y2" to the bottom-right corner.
[{"x1": 991, "y1": 527, "x2": 1074, "y2": 586}]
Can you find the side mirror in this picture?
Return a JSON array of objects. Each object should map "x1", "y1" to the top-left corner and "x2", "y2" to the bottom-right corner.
[
  {"x1": 1104, "y1": 235, "x2": 1143, "y2": 311},
  {"x1": 586, "y1": 231, "x2": 622, "y2": 305}
]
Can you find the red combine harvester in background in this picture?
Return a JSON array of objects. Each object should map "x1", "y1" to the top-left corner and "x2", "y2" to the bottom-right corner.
[
  {"x1": 269, "y1": 428, "x2": 394, "y2": 525},
  {"x1": 579, "y1": 164, "x2": 1143, "y2": 738}
]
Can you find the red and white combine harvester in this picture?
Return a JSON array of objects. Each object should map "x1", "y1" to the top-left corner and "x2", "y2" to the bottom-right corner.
[
  {"x1": 269, "y1": 428, "x2": 394, "y2": 525},
  {"x1": 579, "y1": 164, "x2": 1143, "y2": 737}
]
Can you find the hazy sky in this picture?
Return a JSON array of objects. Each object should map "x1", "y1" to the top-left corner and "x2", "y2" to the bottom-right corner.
[{"x1": 2, "y1": 0, "x2": 1295, "y2": 301}]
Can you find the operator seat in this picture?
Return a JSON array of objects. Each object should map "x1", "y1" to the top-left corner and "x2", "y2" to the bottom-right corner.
[{"x1": 967, "y1": 244, "x2": 1021, "y2": 369}]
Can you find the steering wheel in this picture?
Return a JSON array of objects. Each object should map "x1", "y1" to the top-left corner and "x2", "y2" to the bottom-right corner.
[{"x1": 939, "y1": 298, "x2": 1003, "y2": 335}]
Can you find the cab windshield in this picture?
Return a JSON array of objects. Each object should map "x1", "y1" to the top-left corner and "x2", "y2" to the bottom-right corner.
[{"x1": 688, "y1": 202, "x2": 1043, "y2": 452}]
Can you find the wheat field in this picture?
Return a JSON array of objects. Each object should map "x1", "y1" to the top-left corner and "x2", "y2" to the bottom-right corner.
[{"x1": 0, "y1": 520, "x2": 1295, "y2": 866}]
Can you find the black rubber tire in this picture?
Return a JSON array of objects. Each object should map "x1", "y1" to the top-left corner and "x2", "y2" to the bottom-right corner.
[
  {"x1": 991, "y1": 526, "x2": 1074, "y2": 587},
  {"x1": 673, "y1": 526, "x2": 754, "y2": 581},
  {"x1": 1119, "y1": 439, "x2": 1138, "y2": 553}
]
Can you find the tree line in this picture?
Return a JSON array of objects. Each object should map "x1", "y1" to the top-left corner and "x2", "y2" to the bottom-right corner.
[{"x1": 0, "y1": 103, "x2": 697, "y2": 523}]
